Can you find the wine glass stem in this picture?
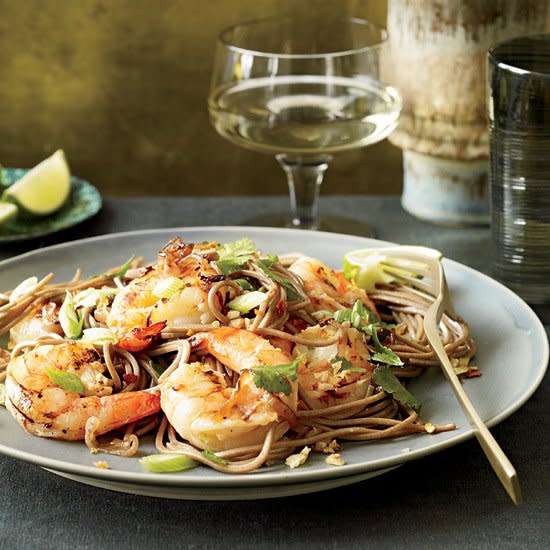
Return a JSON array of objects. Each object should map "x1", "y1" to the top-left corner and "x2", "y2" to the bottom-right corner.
[{"x1": 276, "y1": 154, "x2": 332, "y2": 230}]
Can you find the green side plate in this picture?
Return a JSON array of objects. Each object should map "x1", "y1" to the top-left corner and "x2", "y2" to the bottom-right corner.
[{"x1": 0, "y1": 167, "x2": 102, "y2": 243}]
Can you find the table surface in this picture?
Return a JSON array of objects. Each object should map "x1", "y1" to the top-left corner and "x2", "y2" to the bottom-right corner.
[{"x1": 1, "y1": 195, "x2": 548, "y2": 549}]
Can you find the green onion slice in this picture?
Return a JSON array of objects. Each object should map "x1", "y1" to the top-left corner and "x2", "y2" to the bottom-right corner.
[
  {"x1": 226, "y1": 291, "x2": 267, "y2": 313},
  {"x1": 153, "y1": 277, "x2": 184, "y2": 299},
  {"x1": 81, "y1": 327, "x2": 116, "y2": 344},
  {"x1": 45, "y1": 367, "x2": 85, "y2": 394},
  {"x1": 59, "y1": 291, "x2": 83, "y2": 339},
  {"x1": 139, "y1": 454, "x2": 198, "y2": 473}
]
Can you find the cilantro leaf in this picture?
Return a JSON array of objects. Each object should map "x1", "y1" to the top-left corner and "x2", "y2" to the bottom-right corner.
[
  {"x1": 202, "y1": 448, "x2": 229, "y2": 465},
  {"x1": 373, "y1": 366, "x2": 421, "y2": 412},
  {"x1": 251, "y1": 355, "x2": 303, "y2": 396},
  {"x1": 215, "y1": 238, "x2": 257, "y2": 275},
  {"x1": 369, "y1": 327, "x2": 403, "y2": 366},
  {"x1": 151, "y1": 361, "x2": 167, "y2": 376},
  {"x1": 233, "y1": 278, "x2": 254, "y2": 291},
  {"x1": 256, "y1": 259, "x2": 304, "y2": 301},
  {"x1": 332, "y1": 301, "x2": 402, "y2": 366},
  {"x1": 330, "y1": 355, "x2": 365, "y2": 373},
  {"x1": 333, "y1": 300, "x2": 395, "y2": 332}
]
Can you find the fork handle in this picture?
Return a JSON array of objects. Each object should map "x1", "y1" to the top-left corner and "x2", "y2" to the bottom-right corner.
[{"x1": 428, "y1": 327, "x2": 523, "y2": 505}]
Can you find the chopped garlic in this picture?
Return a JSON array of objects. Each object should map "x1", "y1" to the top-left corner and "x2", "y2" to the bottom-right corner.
[
  {"x1": 313, "y1": 439, "x2": 341, "y2": 454},
  {"x1": 317, "y1": 382, "x2": 336, "y2": 392},
  {"x1": 94, "y1": 460, "x2": 110, "y2": 469},
  {"x1": 325, "y1": 454, "x2": 346, "y2": 466},
  {"x1": 226, "y1": 309, "x2": 241, "y2": 320},
  {"x1": 424, "y1": 422, "x2": 435, "y2": 434},
  {"x1": 285, "y1": 446, "x2": 311, "y2": 469}
]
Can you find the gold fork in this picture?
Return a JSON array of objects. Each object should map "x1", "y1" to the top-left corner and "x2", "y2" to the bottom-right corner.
[{"x1": 354, "y1": 245, "x2": 522, "y2": 505}]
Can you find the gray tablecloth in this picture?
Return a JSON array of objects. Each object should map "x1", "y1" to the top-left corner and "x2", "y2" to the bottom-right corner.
[{"x1": 1, "y1": 196, "x2": 548, "y2": 549}]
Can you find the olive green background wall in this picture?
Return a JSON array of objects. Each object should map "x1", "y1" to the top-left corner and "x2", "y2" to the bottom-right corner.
[{"x1": 0, "y1": 0, "x2": 401, "y2": 197}]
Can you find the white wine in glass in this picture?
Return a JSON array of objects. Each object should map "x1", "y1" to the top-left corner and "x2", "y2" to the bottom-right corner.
[{"x1": 208, "y1": 16, "x2": 401, "y2": 235}]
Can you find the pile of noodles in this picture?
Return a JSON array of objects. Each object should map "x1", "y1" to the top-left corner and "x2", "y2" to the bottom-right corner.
[{"x1": 0, "y1": 240, "x2": 476, "y2": 474}]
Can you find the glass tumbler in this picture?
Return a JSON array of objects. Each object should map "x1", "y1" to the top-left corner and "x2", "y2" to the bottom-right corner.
[{"x1": 488, "y1": 34, "x2": 550, "y2": 314}]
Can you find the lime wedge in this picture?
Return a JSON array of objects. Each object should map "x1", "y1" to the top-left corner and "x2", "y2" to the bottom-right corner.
[
  {"x1": 0, "y1": 201, "x2": 18, "y2": 226},
  {"x1": 342, "y1": 250, "x2": 395, "y2": 291},
  {"x1": 2, "y1": 150, "x2": 71, "y2": 216}
]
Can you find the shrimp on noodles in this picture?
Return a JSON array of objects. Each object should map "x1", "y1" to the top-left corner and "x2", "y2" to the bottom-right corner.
[
  {"x1": 295, "y1": 324, "x2": 374, "y2": 410},
  {"x1": 9, "y1": 301, "x2": 63, "y2": 347},
  {"x1": 289, "y1": 256, "x2": 377, "y2": 314},
  {"x1": 0, "y1": 236, "x2": 476, "y2": 473},
  {"x1": 4, "y1": 341, "x2": 160, "y2": 440},
  {"x1": 160, "y1": 327, "x2": 298, "y2": 452},
  {"x1": 107, "y1": 238, "x2": 219, "y2": 350}
]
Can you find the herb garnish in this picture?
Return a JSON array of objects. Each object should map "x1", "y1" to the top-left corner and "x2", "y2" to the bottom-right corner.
[
  {"x1": 202, "y1": 448, "x2": 229, "y2": 465},
  {"x1": 45, "y1": 367, "x2": 85, "y2": 394},
  {"x1": 256, "y1": 258, "x2": 304, "y2": 301},
  {"x1": 109, "y1": 256, "x2": 135, "y2": 279},
  {"x1": 368, "y1": 326, "x2": 403, "y2": 366},
  {"x1": 329, "y1": 355, "x2": 365, "y2": 373},
  {"x1": 373, "y1": 366, "x2": 421, "y2": 412},
  {"x1": 251, "y1": 355, "x2": 304, "y2": 396},
  {"x1": 215, "y1": 238, "x2": 257, "y2": 275},
  {"x1": 333, "y1": 300, "x2": 402, "y2": 367}
]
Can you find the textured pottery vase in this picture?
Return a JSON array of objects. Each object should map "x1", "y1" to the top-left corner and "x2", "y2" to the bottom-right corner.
[{"x1": 384, "y1": 0, "x2": 550, "y2": 225}]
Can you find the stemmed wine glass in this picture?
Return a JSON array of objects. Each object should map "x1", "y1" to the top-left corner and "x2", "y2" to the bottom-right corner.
[{"x1": 208, "y1": 16, "x2": 401, "y2": 235}]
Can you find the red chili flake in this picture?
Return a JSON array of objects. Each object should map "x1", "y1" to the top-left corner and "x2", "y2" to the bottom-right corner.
[
  {"x1": 123, "y1": 373, "x2": 139, "y2": 384},
  {"x1": 286, "y1": 317, "x2": 308, "y2": 332},
  {"x1": 275, "y1": 299, "x2": 286, "y2": 316},
  {"x1": 465, "y1": 369, "x2": 482, "y2": 378}
]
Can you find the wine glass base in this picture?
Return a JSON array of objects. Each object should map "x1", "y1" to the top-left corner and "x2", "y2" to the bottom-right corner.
[{"x1": 241, "y1": 212, "x2": 376, "y2": 238}]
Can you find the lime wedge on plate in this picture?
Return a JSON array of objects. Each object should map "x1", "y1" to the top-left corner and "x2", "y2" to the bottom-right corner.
[
  {"x1": 343, "y1": 249, "x2": 396, "y2": 291},
  {"x1": 343, "y1": 247, "x2": 442, "y2": 291},
  {"x1": 2, "y1": 150, "x2": 71, "y2": 216},
  {"x1": 0, "y1": 201, "x2": 18, "y2": 226}
]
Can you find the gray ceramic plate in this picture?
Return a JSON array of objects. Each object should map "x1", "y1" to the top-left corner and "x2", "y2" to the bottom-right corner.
[
  {"x1": 45, "y1": 466, "x2": 398, "y2": 500},
  {"x1": 0, "y1": 167, "x2": 102, "y2": 242},
  {"x1": 0, "y1": 227, "x2": 547, "y2": 490}
]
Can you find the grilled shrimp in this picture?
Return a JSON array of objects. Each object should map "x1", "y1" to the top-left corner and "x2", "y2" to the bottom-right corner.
[
  {"x1": 289, "y1": 256, "x2": 377, "y2": 314},
  {"x1": 9, "y1": 302, "x2": 63, "y2": 347},
  {"x1": 160, "y1": 327, "x2": 298, "y2": 452},
  {"x1": 295, "y1": 325, "x2": 374, "y2": 410},
  {"x1": 5, "y1": 341, "x2": 160, "y2": 440},
  {"x1": 107, "y1": 238, "x2": 219, "y2": 350}
]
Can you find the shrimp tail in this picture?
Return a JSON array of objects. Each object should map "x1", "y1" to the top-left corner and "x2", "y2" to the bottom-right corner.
[
  {"x1": 5, "y1": 381, "x2": 161, "y2": 440},
  {"x1": 92, "y1": 389, "x2": 161, "y2": 435},
  {"x1": 117, "y1": 321, "x2": 167, "y2": 352}
]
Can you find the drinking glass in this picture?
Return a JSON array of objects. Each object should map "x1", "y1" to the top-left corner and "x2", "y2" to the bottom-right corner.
[
  {"x1": 488, "y1": 34, "x2": 550, "y2": 320},
  {"x1": 208, "y1": 16, "x2": 401, "y2": 235}
]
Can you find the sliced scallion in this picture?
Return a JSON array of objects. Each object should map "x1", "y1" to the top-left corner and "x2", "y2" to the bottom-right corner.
[
  {"x1": 153, "y1": 277, "x2": 184, "y2": 299},
  {"x1": 226, "y1": 291, "x2": 267, "y2": 313},
  {"x1": 139, "y1": 453, "x2": 198, "y2": 473},
  {"x1": 45, "y1": 367, "x2": 85, "y2": 394},
  {"x1": 82, "y1": 327, "x2": 116, "y2": 344},
  {"x1": 59, "y1": 291, "x2": 83, "y2": 339}
]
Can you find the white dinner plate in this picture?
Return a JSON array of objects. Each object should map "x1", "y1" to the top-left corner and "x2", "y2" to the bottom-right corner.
[{"x1": 0, "y1": 227, "x2": 547, "y2": 491}]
